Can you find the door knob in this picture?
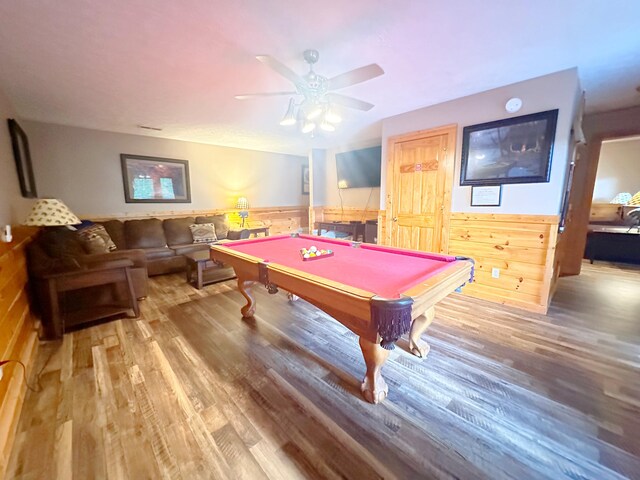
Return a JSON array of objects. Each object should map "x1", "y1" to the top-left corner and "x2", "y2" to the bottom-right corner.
[{"x1": 392, "y1": 217, "x2": 398, "y2": 222}]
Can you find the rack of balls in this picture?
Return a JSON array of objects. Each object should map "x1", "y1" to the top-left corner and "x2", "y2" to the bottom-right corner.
[{"x1": 300, "y1": 246, "x2": 334, "y2": 261}]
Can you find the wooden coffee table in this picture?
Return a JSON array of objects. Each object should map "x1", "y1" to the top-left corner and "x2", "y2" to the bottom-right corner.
[{"x1": 183, "y1": 250, "x2": 236, "y2": 289}]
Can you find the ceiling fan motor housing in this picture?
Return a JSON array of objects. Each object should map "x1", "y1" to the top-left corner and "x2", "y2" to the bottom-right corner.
[{"x1": 303, "y1": 49, "x2": 320, "y2": 65}]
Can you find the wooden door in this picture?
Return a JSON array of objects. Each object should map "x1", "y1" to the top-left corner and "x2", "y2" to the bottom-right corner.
[{"x1": 385, "y1": 125, "x2": 456, "y2": 253}]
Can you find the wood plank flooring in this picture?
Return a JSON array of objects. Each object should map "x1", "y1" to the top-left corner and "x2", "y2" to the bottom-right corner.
[{"x1": 6, "y1": 261, "x2": 640, "y2": 479}]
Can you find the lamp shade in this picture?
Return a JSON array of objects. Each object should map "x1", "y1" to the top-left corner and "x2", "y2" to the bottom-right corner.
[
  {"x1": 610, "y1": 192, "x2": 632, "y2": 204},
  {"x1": 236, "y1": 197, "x2": 249, "y2": 210},
  {"x1": 628, "y1": 191, "x2": 640, "y2": 206},
  {"x1": 23, "y1": 199, "x2": 81, "y2": 226}
]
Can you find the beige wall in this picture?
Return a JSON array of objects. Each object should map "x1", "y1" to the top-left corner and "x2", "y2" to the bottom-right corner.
[
  {"x1": 22, "y1": 121, "x2": 308, "y2": 217},
  {"x1": 381, "y1": 68, "x2": 580, "y2": 215},
  {"x1": 592, "y1": 136, "x2": 640, "y2": 202},
  {"x1": 0, "y1": 88, "x2": 32, "y2": 225}
]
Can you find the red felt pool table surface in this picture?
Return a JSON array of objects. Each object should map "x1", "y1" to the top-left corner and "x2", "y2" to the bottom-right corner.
[{"x1": 222, "y1": 234, "x2": 459, "y2": 299}]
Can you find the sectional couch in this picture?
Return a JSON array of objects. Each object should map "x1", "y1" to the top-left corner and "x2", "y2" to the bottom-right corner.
[
  {"x1": 98, "y1": 214, "x2": 249, "y2": 276},
  {"x1": 27, "y1": 214, "x2": 249, "y2": 338}
]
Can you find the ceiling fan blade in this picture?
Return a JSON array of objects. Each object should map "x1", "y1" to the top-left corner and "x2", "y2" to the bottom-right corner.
[
  {"x1": 326, "y1": 93, "x2": 375, "y2": 111},
  {"x1": 327, "y1": 64, "x2": 384, "y2": 90},
  {"x1": 235, "y1": 91, "x2": 297, "y2": 100},
  {"x1": 256, "y1": 55, "x2": 304, "y2": 86}
]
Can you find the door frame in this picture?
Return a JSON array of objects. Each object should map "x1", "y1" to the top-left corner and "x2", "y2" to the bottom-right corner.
[
  {"x1": 384, "y1": 124, "x2": 457, "y2": 253},
  {"x1": 560, "y1": 126, "x2": 640, "y2": 275}
]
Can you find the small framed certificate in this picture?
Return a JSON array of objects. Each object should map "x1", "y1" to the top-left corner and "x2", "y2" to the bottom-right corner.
[{"x1": 471, "y1": 185, "x2": 502, "y2": 206}]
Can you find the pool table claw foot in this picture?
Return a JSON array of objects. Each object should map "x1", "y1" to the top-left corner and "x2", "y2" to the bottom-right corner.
[
  {"x1": 409, "y1": 341, "x2": 430, "y2": 359},
  {"x1": 238, "y1": 279, "x2": 256, "y2": 318},
  {"x1": 408, "y1": 307, "x2": 435, "y2": 358},
  {"x1": 361, "y1": 374, "x2": 389, "y2": 404},
  {"x1": 359, "y1": 337, "x2": 390, "y2": 404},
  {"x1": 287, "y1": 292, "x2": 299, "y2": 302}
]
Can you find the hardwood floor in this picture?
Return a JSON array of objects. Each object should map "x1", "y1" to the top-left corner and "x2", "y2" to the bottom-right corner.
[{"x1": 6, "y1": 262, "x2": 640, "y2": 479}]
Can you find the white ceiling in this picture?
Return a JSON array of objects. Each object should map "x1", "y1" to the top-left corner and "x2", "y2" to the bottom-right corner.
[{"x1": 1, "y1": 0, "x2": 639, "y2": 156}]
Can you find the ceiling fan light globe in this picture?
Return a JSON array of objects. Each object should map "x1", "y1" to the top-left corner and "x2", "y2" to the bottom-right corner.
[
  {"x1": 325, "y1": 110, "x2": 342, "y2": 123},
  {"x1": 320, "y1": 121, "x2": 335, "y2": 132},
  {"x1": 301, "y1": 122, "x2": 316, "y2": 134},
  {"x1": 279, "y1": 117, "x2": 296, "y2": 126},
  {"x1": 306, "y1": 107, "x2": 323, "y2": 120}
]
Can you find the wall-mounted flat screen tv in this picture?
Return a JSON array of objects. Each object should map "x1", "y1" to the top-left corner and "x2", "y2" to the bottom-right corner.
[{"x1": 336, "y1": 146, "x2": 382, "y2": 189}]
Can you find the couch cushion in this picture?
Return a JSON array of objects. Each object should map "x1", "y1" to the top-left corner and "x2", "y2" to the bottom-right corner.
[
  {"x1": 196, "y1": 214, "x2": 230, "y2": 240},
  {"x1": 76, "y1": 223, "x2": 117, "y2": 254},
  {"x1": 190, "y1": 223, "x2": 217, "y2": 243},
  {"x1": 163, "y1": 217, "x2": 195, "y2": 246},
  {"x1": 171, "y1": 243, "x2": 210, "y2": 256},
  {"x1": 125, "y1": 219, "x2": 167, "y2": 249},
  {"x1": 143, "y1": 247, "x2": 176, "y2": 260},
  {"x1": 99, "y1": 220, "x2": 126, "y2": 250}
]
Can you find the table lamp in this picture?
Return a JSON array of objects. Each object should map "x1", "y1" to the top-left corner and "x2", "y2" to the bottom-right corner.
[
  {"x1": 628, "y1": 191, "x2": 640, "y2": 206},
  {"x1": 236, "y1": 197, "x2": 249, "y2": 227},
  {"x1": 24, "y1": 198, "x2": 82, "y2": 227},
  {"x1": 610, "y1": 192, "x2": 632, "y2": 205}
]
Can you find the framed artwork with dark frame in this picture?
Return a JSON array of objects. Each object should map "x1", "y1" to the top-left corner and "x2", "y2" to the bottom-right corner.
[
  {"x1": 7, "y1": 119, "x2": 38, "y2": 198},
  {"x1": 120, "y1": 154, "x2": 191, "y2": 203},
  {"x1": 460, "y1": 109, "x2": 558, "y2": 186},
  {"x1": 302, "y1": 165, "x2": 310, "y2": 195}
]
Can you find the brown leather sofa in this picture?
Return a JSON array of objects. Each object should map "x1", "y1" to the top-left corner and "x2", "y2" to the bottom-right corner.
[{"x1": 99, "y1": 215, "x2": 249, "y2": 276}]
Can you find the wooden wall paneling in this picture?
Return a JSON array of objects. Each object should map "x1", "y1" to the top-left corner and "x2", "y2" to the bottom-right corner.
[
  {"x1": 539, "y1": 224, "x2": 560, "y2": 308},
  {"x1": 227, "y1": 207, "x2": 309, "y2": 235},
  {"x1": 318, "y1": 207, "x2": 379, "y2": 223},
  {"x1": 548, "y1": 231, "x2": 564, "y2": 302},
  {"x1": 0, "y1": 226, "x2": 40, "y2": 478},
  {"x1": 448, "y1": 213, "x2": 559, "y2": 313}
]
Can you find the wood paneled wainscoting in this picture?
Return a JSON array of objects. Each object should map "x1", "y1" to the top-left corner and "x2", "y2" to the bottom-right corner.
[
  {"x1": 227, "y1": 206, "x2": 309, "y2": 234},
  {"x1": 0, "y1": 227, "x2": 40, "y2": 477},
  {"x1": 312, "y1": 206, "x2": 379, "y2": 225},
  {"x1": 448, "y1": 213, "x2": 559, "y2": 313}
]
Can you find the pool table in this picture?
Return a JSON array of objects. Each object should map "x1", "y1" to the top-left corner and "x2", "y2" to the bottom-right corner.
[{"x1": 210, "y1": 234, "x2": 474, "y2": 404}]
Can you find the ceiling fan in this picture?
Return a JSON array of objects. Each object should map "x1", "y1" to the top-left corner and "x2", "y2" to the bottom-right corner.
[{"x1": 235, "y1": 49, "x2": 384, "y2": 133}]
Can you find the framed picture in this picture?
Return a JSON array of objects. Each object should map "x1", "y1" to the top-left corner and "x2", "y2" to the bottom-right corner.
[
  {"x1": 471, "y1": 185, "x2": 502, "y2": 206},
  {"x1": 460, "y1": 109, "x2": 558, "y2": 186},
  {"x1": 120, "y1": 154, "x2": 191, "y2": 203},
  {"x1": 302, "y1": 165, "x2": 310, "y2": 195},
  {"x1": 7, "y1": 119, "x2": 38, "y2": 198}
]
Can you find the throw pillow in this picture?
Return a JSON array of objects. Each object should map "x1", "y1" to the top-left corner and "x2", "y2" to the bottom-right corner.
[
  {"x1": 189, "y1": 223, "x2": 218, "y2": 244},
  {"x1": 196, "y1": 214, "x2": 230, "y2": 239},
  {"x1": 76, "y1": 223, "x2": 117, "y2": 254}
]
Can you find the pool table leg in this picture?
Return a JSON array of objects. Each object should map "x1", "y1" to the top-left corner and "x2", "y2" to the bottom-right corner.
[
  {"x1": 358, "y1": 337, "x2": 389, "y2": 404},
  {"x1": 409, "y1": 306, "x2": 435, "y2": 358},
  {"x1": 237, "y1": 278, "x2": 256, "y2": 318}
]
